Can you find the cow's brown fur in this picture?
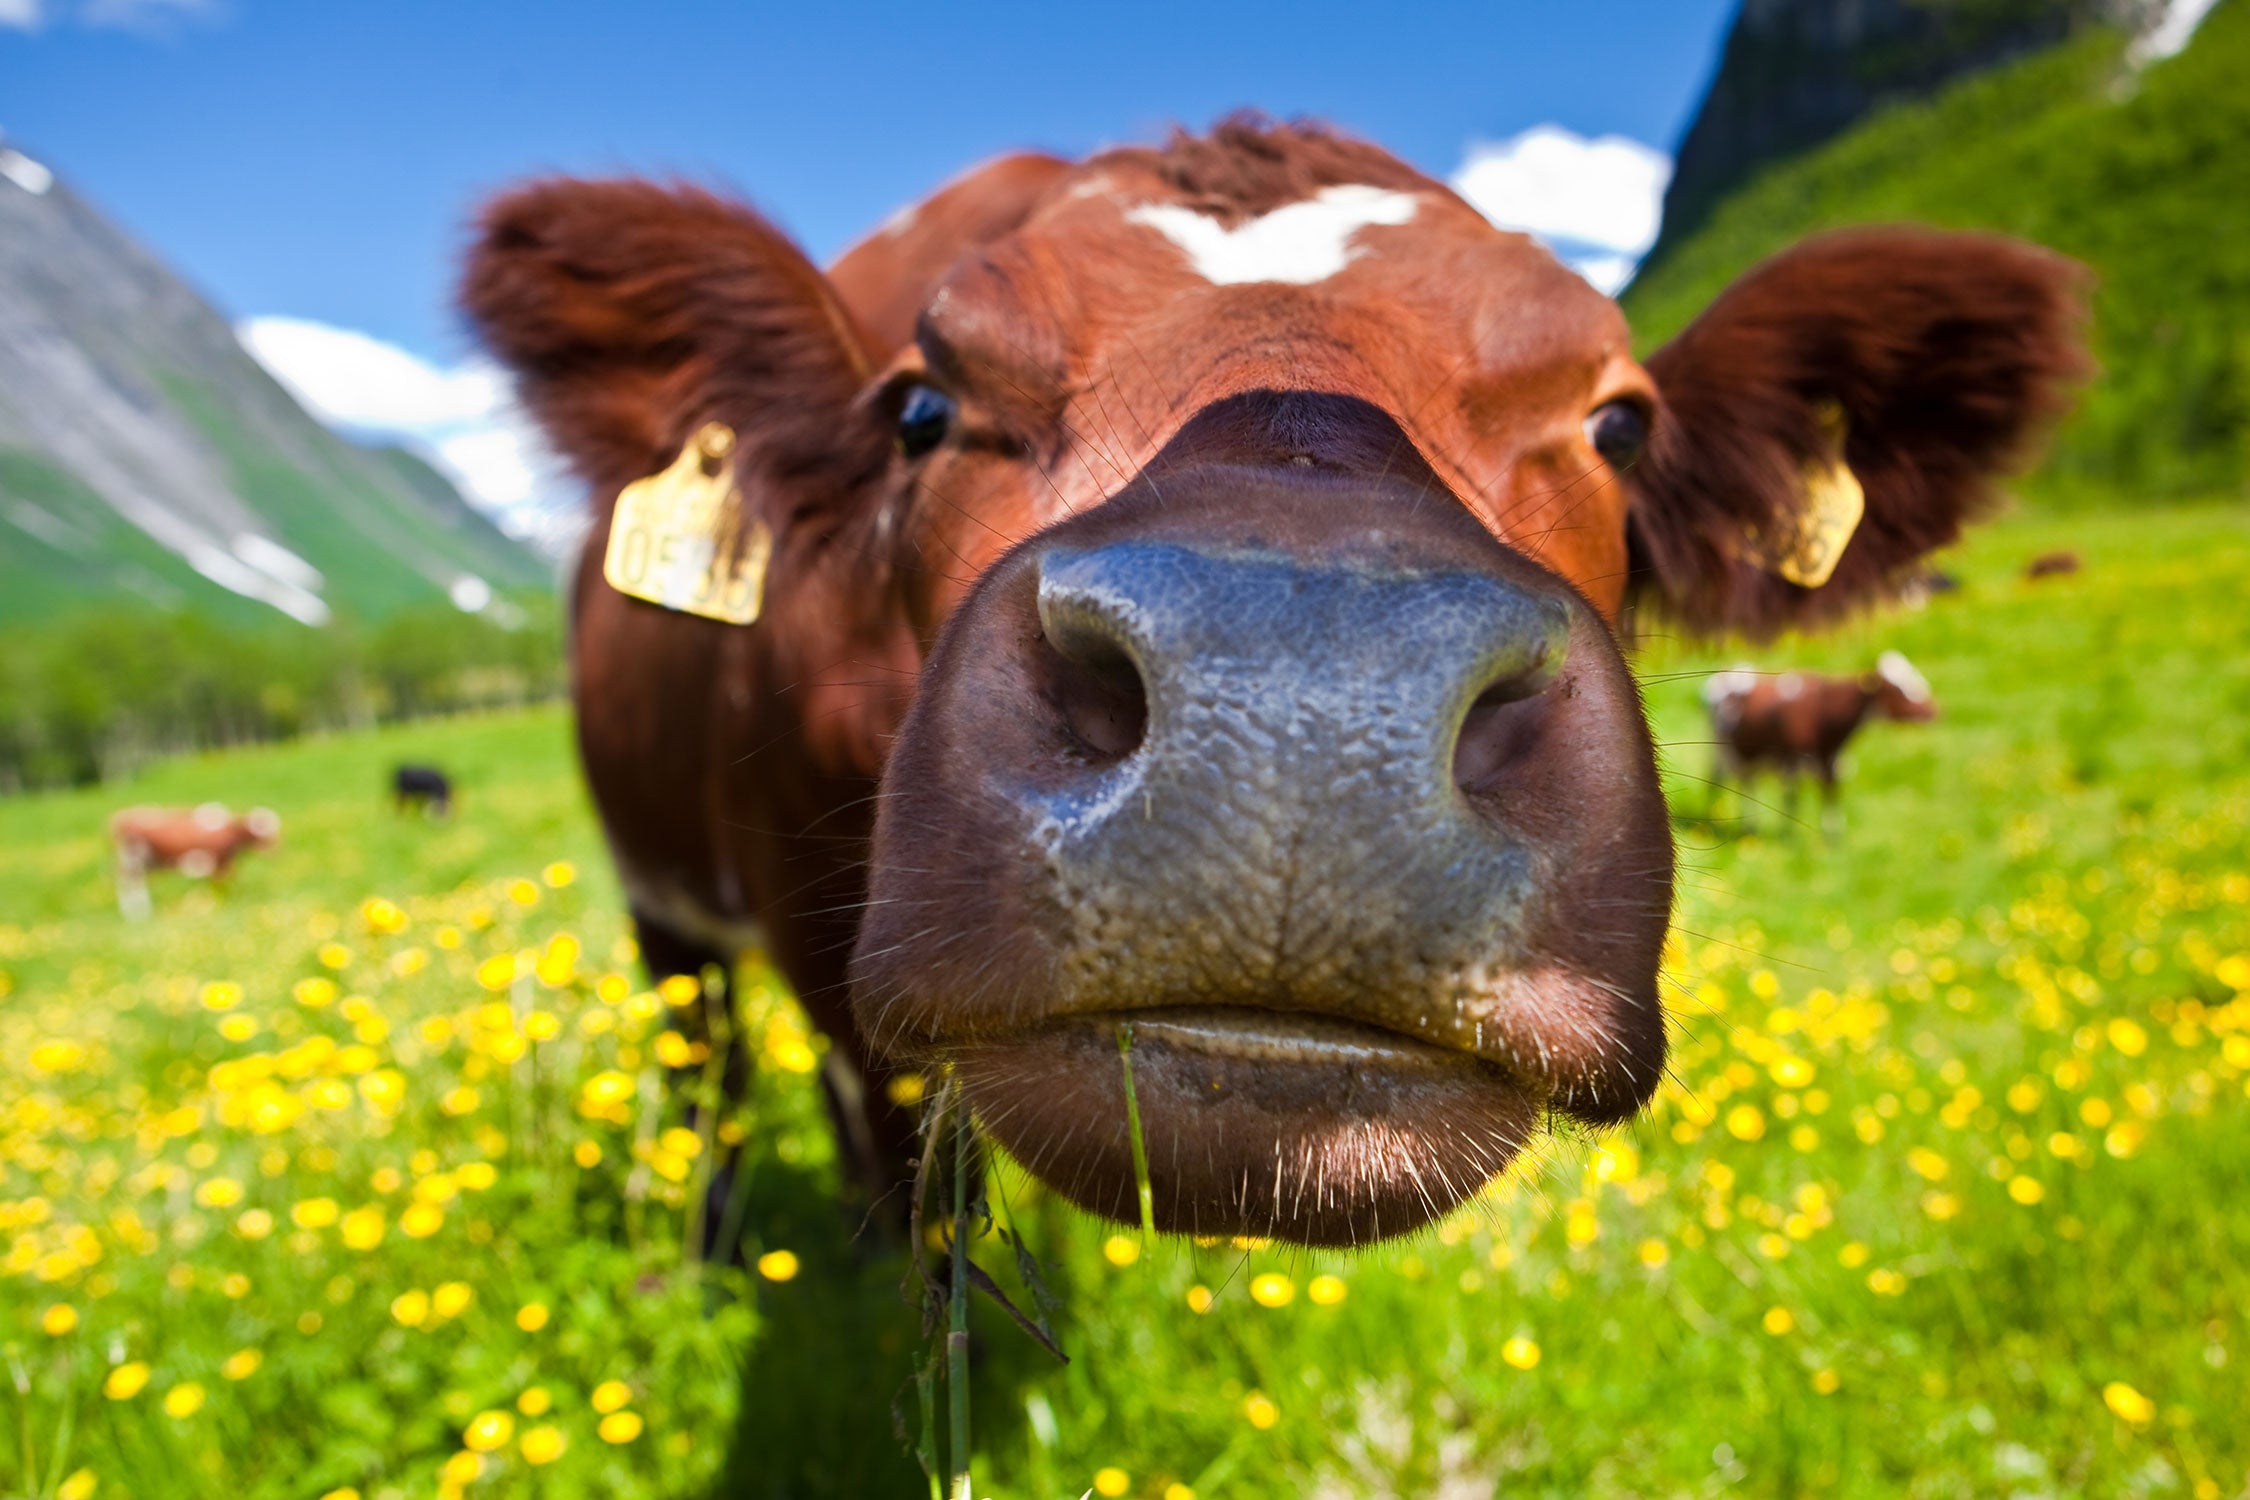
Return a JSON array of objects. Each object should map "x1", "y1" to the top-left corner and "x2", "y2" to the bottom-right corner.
[
  {"x1": 463, "y1": 117, "x2": 2087, "y2": 1244},
  {"x1": 1703, "y1": 658, "x2": 1937, "y2": 822},
  {"x1": 110, "y1": 804, "x2": 280, "y2": 919}
]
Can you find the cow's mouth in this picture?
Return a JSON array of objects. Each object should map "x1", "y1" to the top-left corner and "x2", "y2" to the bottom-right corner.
[
  {"x1": 945, "y1": 1004, "x2": 1545, "y2": 1246},
  {"x1": 1105, "y1": 1005, "x2": 1491, "y2": 1068}
]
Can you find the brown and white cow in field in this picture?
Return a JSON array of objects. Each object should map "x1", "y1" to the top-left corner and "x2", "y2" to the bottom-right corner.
[
  {"x1": 463, "y1": 118, "x2": 2084, "y2": 1245},
  {"x1": 1702, "y1": 652, "x2": 1936, "y2": 825},
  {"x1": 111, "y1": 803, "x2": 281, "y2": 919}
]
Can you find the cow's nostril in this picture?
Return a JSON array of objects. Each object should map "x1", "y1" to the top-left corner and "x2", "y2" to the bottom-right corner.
[
  {"x1": 1452, "y1": 634, "x2": 1564, "y2": 794},
  {"x1": 1039, "y1": 624, "x2": 1148, "y2": 765},
  {"x1": 1454, "y1": 683, "x2": 1549, "y2": 792}
]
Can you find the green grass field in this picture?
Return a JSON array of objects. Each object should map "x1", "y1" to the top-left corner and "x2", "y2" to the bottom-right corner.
[{"x1": 2, "y1": 499, "x2": 2246, "y2": 1500}]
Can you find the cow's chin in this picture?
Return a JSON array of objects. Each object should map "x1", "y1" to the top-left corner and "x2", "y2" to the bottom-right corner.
[{"x1": 948, "y1": 1008, "x2": 1544, "y2": 1248}]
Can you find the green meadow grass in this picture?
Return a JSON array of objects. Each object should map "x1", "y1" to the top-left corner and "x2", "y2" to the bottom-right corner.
[{"x1": 1, "y1": 499, "x2": 2246, "y2": 1500}]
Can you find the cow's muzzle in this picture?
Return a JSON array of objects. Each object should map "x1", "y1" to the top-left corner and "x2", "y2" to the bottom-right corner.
[{"x1": 854, "y1": 460, "x2": 1672, "y2": 1244}]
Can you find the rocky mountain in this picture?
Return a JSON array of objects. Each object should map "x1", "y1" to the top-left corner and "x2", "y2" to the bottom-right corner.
[
  {"x1": 0, "y1": 144, "x2": 549, "y2": 629},
  {"x1": 1643, "y1": 0, "x2": 2158, "y2": 275}
]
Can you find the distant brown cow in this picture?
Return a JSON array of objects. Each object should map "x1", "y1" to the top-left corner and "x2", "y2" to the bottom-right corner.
[
  {"x1": 463, "y1": 117, "x2": 2084, "y2": 1245},
  {"x1": 111, "y1": 803, "x2": 280, "y2": 919},
  {"x1": 1703, "y1": 653, "x2": 1937, "y2": 825},
  {"x1": 2025, "y1": 548, "x2": 2081, "y2": 579}
]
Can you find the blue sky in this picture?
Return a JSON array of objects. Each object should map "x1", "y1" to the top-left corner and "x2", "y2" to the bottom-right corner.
[{"x1": 1, "y1": 0, "x2": 1739, "y2": 525}]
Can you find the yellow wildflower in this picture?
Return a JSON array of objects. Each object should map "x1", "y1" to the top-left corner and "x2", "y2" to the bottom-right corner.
[
  {"x1": 432, "y1": 1282, "x2": 474, "y2": 1318},
  {"x1": 58, "y1": 1471, "x2": 96, "y2": 1500},
  {"x1": 194, "y1": 1177, "x2": 244, "y2": 1209},
  {"x1": 1242, "y1": 1392, "x2": 1279, "y2": 1428},
  {"x1": 1307, "y1": 1274, "x2": 1347, "y2": 1305},
  {"x1": 517, "y1": 1303, "x2": 550, "y2": 1332},
  {"x1": 339, "y1": 1206, "x2": 385, "y2": 1249},
  {"x1": 400, "y1": 1203, "x2": 444, "y2": 1238},
  {"x1": 1102, "y1": 1235, "x2": 1140, "y2": 1267},
  {"x1": 391, "y1": 1289, "x2": 431, "y2": 1327},
  {"x1": 757, "y1": 1250, "x2": 800, "y2": 1282},
  {"x1": 517, "y1": 1386, "x2": 553, "y2": 1416},
  {"x1": 2103, "y1": 1381, "x2": 2155, "y2": 1425},
  {"x1": 162, "y1": 1382, "x2": 205, "y2": 1418},
  {"x1": 1249, "y1": 1273, "x2": 1295, "y2": 1308},
  {"x1": 1093, "y1": 1469, "x2": 1130, "y2": 1498},
  {"x1": 104, "y1": 1363, "x2": 150, "y2": 1400},
  {"x1": 1501, "y1": 1337, "x2": 1541, "y2": 1370},
  {"x1": 42, "y1": 1303, "x2": 77, "y2": 1336},
  {"x1": 221, "y1": 1348, "x2": 262, "y2": 1380},
  {"x1": 521, "y1": 1425, "x2": 567, "y2": 1464},
  {"x1": 463, "y1": 1410, "x2": 514, "y2": 1452},
  {"x1": 599, "y1": 1411, "x2": 644, "y2": 1444}
]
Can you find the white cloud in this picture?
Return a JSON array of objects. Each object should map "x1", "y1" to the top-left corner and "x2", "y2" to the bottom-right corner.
[
  {"x1": 236, "y1": 316, "x2": 570, "y2": 547},
  {"x1": 0, "y1": 0, "x2": 222, "y2": 28},
  {"x1": 239, "y1": 316, "x2": 502, "y2": 429},
  {"x1": 1450, "y1": 124, "x2": 1672, "y2": 293},
  {"x1": 1570, "y1": 255, "x2": 1639, "y2": 298},
  {"x1": 439, "y1": 421, "x2": 541, "y2": 511}
]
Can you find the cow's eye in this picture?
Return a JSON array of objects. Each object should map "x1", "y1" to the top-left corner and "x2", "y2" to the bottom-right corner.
[
  {"x1": 1585, "y1": 402, "x2": 1648, "y2": 471},
  {"x1": 897, "y1": 385, "x2": 954, "y2": 459}
]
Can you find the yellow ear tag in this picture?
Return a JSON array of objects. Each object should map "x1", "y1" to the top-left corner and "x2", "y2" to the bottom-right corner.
[
  {"x1": 602, "y1": 422, "x2": 772, "y2": 625},
  {"x1": 1745, "y1": 401, "x2": 1864, "y2": 589}
]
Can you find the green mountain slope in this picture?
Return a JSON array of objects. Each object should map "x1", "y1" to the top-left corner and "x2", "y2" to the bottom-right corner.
[
  {"x1": 1626, "y1": 1, "x2": 2250, "y2": 500},
  {"x1": 0, "y1": 156, "x2": 550, "y2": 629}
]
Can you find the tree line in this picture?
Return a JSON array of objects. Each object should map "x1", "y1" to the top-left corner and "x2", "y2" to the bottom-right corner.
[{"x1": 0, "y1": 599, "x2": 566, "y2": 792}]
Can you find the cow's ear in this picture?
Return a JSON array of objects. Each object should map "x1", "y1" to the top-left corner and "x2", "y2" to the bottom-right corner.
[
  {"x1": 1627, "y1": 228, "x2": 2089, "y2": 637},
  {"x1": 461, "y1": 178, "x2": 885, "y2": 503}
]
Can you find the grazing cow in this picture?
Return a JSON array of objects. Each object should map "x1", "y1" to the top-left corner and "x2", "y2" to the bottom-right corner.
[
  {"x1": 111, "y1": 803, "x2": 281, "y2": 919},
  {"x1": 2024, "y1": 548, "x2": 2081, "y2": 580},
  {"x1": 392, "y1": 764, "x2": 455, "y2": 818},
  {"x1": 1703, "y1": 652, "x2": 1937, "y2": 825},
  {"x1": 463, "y1": 117, "x2": 2084, "y2": 1245}
]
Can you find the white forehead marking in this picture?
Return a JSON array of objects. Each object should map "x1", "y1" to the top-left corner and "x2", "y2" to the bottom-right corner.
[
  {"x1": 1878, "y1": 650, "x2": 1932, "y2": 703},
  {"x1": 1124, "y1": 183, "x2": 1421, "y2": 286}
]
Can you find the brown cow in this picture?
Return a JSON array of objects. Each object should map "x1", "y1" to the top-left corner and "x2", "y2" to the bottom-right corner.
[
  {"x1": 111, "y1": 803, "x2": 281, "y2": 919},
  {"x1": 1702, "y1": 652, "x2": 1936, "y2": 827},
  {"x1": 462, "y1": 117, "x2": 2084, "y2": 1246}
]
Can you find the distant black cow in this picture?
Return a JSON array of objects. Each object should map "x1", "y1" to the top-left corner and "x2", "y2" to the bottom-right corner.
[{"x1": 392, "y1": 765, "x2": 454, "y2": 818}]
